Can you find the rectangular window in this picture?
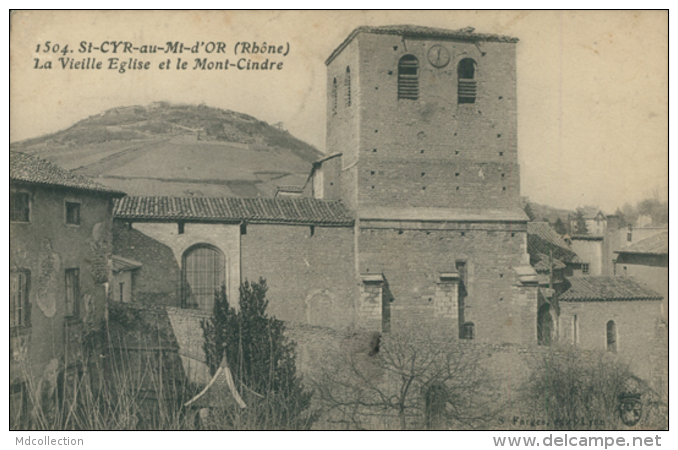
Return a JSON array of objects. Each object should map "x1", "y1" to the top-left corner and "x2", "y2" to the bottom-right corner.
[
  {"x1": 66, "y1": 202, "x2": 81, "y2": 225},
  {"x1": 10, "y1": 192, "x2": 30, "y2": 222},
  {"x1": 627, "y1": 232, "x2": 632, "y2": 242},
  {"x1": 119, "y1": 282, "x2": 125, "y2": 303},
  {"x1": 65, "y1": 268, "x2": 80, "y2": 317},
  {"x1": 582, "y1": 263, "x2": 590, "y2": 274},
  {"x1": 10, "y1": 270, "x2": 30, "y2": 327}
]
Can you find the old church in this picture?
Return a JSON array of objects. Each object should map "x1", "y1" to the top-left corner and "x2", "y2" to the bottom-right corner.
[{"x1": 113, "y1": 25, "x2": 540, "y2": 347}]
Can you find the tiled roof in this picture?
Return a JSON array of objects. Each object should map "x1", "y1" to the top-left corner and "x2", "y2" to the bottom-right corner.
[
  {"x1": 10, "y1": 150, "x2": 126, "y2": 196},
  {"x1": 570, "y1": 235, "x2": 604, "y2": 241},
  {"x1": 327, "y1": 25, "x2": 518, "y2": 65},
  {"x1": 616, "y1": 231, "x2": 668, "y2": 256},
  {"x1": 114, "y1": 196, "x2": 354, "y2": 226},
  {"x1": 527, "y1": 222, "x2": 582, "y2": 264},
  {"x1": 533, "y1": 255, "x2": 566, "y2": 273},
  {"x1": 112, "y1": 255, "x2": 142, "y2": 272},
  {"x1": 560, "y1": 276, "x2": 663, "y2": 302}
]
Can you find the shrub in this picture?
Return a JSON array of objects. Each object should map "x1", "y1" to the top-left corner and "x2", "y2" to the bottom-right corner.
[{"x1": 201, "y1": 279, "x2": 314, "y2": 429}]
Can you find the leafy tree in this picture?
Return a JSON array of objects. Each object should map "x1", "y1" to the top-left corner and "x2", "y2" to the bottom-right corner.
[
  {"x1": 201, "y1": 279, "x2": 313, "y2": 428},
  {"x1": 553, "y1": 217, "x2": 568, "y2": 236},
  {"x1": 573, "y1": 207, "x2": 589, "y2": 235},
  {"x1": 613, "y1": 208, "x2": 628, "y2": 229},
  {"x1": 524, "y1": 203, "x2": 536, "y2": 222},
  {"x1": 637, "y1": 198, "x2": 668, "y2": 225}
]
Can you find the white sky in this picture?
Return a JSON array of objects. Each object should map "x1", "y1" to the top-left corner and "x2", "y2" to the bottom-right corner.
[{"x1": 9, "y1": 10, "x2": 668, "y2": 212}]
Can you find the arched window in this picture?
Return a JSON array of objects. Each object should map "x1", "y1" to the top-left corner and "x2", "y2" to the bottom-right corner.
[
  {"x1": 345, "y1": 67, "x2": 351, "y2": 107},
  {"x1": 332, "y1": 77, "x2": 338, "y2": 115},
  {"x1": 398, "y1": 55, "x2": 419, "y2": 100},
  {"x1": 461, "y1": 321, "x2": 475, "y2": 340},
  {"x1": 458, "y1": 58, "x2": 477, "y2": 104},
  {"x1": 306, "y1": 291, "x2": 333, "y2": 328},
  {"x1": 606, "y1": 320, "x2": 617, "y2": 352},
  {"x1": 182, "y1": 244, "x2": 225, "y2": 311}
]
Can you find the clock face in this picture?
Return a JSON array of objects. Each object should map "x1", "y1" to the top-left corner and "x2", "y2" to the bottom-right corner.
[{"x1": 428, "y1": 45, "x2": 450, "y2": 68}]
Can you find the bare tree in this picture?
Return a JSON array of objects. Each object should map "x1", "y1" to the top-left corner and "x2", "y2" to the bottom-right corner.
[
  {"x1": 520, "y1": 344, "x2": 666, "y2": 430},
  {"x1": 313, "y1": 329, "x2": 501, "y2": 430}
]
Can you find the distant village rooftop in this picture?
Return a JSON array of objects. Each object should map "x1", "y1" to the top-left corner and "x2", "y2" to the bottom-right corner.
[
  {"x1": 560, "y1": 276, "x2": 663, "y2": 302},
  {"x1": 326, "y1": 24, "x2": 519, "y2": 65},
  {"x1": 10, "y1": 150, "x2": 126, "y2": 196},
  {"x1": 616, "y1": 231, "x2": 668, "y2": 256},
  {"x1": 114, "y1": 196, "x2": 354, "y2": 227}
]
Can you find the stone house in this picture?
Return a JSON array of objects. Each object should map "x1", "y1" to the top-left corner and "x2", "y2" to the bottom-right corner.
[
  {"x1": 10, "y1": 150, "x2": 125, "y2": 426},
  {"x1": 570, "y1": 209, "x2": 607, "y2": 236},
  {"x1": 615, "y1": 231, "x2": 668, "y2": 322},
  {"x1": 558, "y1": 276, "x2": 665, "y2": 390}
]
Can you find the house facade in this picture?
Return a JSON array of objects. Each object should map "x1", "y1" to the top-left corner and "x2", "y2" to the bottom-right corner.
[
  {"x1": 615, "y1": 231, "x2": 669, "y2": 322},
  {"x1": 558, "y1": 276, "x2": 665, "y2": 389},
  {"x1": 10, "y1": 151, "x2": 125, "y2": 425}
]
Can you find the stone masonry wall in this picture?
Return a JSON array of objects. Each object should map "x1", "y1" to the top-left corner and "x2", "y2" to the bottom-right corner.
[
  {"x1": 326, "y1": 37, "x2": 361, "y2": 208},
  {"x1": 240, "y1": 223, "x2": 359, "y2": 328},
  {"x1": 326, "y1": 32, "x2": 520, "y2": 211},
  {"x1": 10, "y1": 184, "x2": 113, "y2": 405},
  {"x1": 113, "y1": 223, "x2": 181, "y2": 306},
  {"x1": 358, "y1": 224, "x2": 535, "y2": 344},
  {"x1": 559, "y1": 300, "x2": 663, "y2": 386}
]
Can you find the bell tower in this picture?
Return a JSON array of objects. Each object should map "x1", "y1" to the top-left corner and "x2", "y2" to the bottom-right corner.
[
  {"x1": 321, "y1": 26, "x2": 534, "y2": 344},
  {"x1": 324, "y1": 25, "x2": 521, "y2": 212}
]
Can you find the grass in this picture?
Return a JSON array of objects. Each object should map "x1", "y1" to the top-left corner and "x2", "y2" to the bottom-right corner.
[{"x1": 10, "y1": 306, "x2": 316, "y2": 431}]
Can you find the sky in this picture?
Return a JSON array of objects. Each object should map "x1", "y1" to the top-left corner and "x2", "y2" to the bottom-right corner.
[{"x1": 9, "y1": 10, "x2": 668, "y2": 213}]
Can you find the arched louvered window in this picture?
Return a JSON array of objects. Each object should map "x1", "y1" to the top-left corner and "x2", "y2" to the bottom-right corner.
[
  {"x1": 345, "y1": 67, "x2": 351, "y2": 107},
  {"x1": 332, "y1": 77, "x2": 338, "y2": 115},
  {"x1": 182, "y1": 244, "x2": 225, "y2": 311},
  {"x1": 398, "y1": 55, "x2": 419, "y2": 100},
  {"x1": 606, "y1": 320, "x2": 617, "y2": 353},
  {"x1": 458, "y1": 58, "x2": 477, "y2": 104}
]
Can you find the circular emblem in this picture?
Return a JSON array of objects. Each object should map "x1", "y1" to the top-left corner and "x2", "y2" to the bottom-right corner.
[{"x1": 427, "y1": 45, "x2": 450, "y2": 68}]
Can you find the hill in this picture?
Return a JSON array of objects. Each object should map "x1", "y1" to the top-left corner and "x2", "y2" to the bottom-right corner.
[{"x1": 10, "y1": 103, "x2": 323, "y2": 197}]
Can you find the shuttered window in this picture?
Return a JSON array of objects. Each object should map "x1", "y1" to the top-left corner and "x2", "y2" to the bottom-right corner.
[
  {"x1": 10, "y1": 192, "x2": 30, "y2": 222},
  {"x1": 398, "y1": 55, "x2": 419, "y2": 100},
  {"x1": 10, "y1": 270, "x2": 30, "y2": 327},
  {"x1": 458, "y1": 58, "x2": 477, "y2": 104}
]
